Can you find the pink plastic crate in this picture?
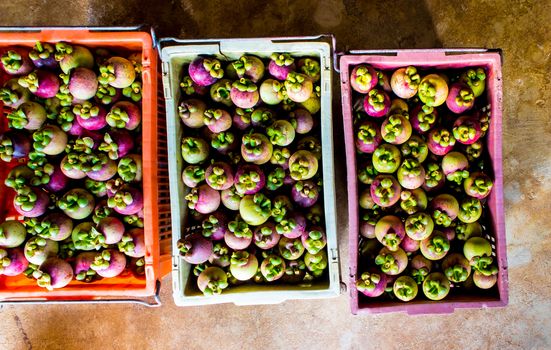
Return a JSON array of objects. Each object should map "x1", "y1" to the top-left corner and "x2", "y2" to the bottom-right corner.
[{"x1": 340, "y1": 50, "x2": 508, "y2": 315}]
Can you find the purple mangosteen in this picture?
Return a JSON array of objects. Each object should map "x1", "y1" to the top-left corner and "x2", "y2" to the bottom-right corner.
[
  {"x1": 36, "y1": 213, "x2": 73, "y2": 241},
  {"x1": 97, "y1": 217, "x2": 125, "y2": 245},
  {"x1": 7, "y1": 101, "x2": 47, "y2": 130},
  {"x1": 464, "y1": 172, "x2": 493, "y2": 199},
  {"x1": 117, "y1": 154, "x2": 142, "y2": 183},
  {"x1": 473, "y1": 270, "x2": 498, "y2": 289},
  {"x1": 180, "y1": 74, "x2": 209, "y2": 96},
  {"x1": 390, "y1": 66, "x2": 421, "y2": 99},
  {"x1": 410, "y1": 254, "x2": 432, "y2": 284},
  {"x1": 99, "y1": 129, "x2": 135, "y2": 160},
  {"x1": 18, "y1": 70, "x2": 60, "y2": 98},
  {"x1": 422, "y1": 163, "x2": 445, "y2": 192},
  {"x1": 288, "y1": 150, "x2": 318, "y2": 181},
  {"x1": 28, "y1": 42, "x2": 57, "y2": 69},
  {"x1": 442, "y1": 253, "x2": 471, "y2": 283},
  {"x1": 260, "y1": 254, "x2": 286, "y2": 282},
  {"x1": 0, "y1": 130, "x2": 31, "y2": 162},
  {"x1": 1, "y1": 47, "x2": 33, "y2": 75},
  {"x1": 225, "y1": 215, "x2": 253, "y2": 250},
  {"x1": 268, "y1": 53, "x2": 295, "y2": 80},
  {"x1": 32, "y1": 125, "x2": 68, "y2": 156},
  {"x1": 422, "y1": 272, "x2": 450, "y2": 300},
  {"x1": 427, "y1": 127, "x2": 456, "y2": 156},
  {"x1": 289, "y1": 108, "x2": 314, "y2": 135},
  {"x1": 418, "y1": 74, "x2": 449, "y2": 107},
  {"x1": 410, "y1": 105, "x2": 438, "y2": 134},
  {"x1": 357, "y1": 160, "x2": 379, "y2": 185},
  {"x1": 230, "y1": 250, "x2": 259, "y2": 281},
  {"x1": 360, "y1": 209, "x2": 380, "y2": 239},
  {"x1": 201, "y1": 212, "x2": 227, "y2": 240},
  {"x1": 276, "y1": 212, "x2": 307, "y2": 239},
  {"x1": 397, "y1": 158, "x2": 425, "y2": 190},
  {"x1": 430, "y1": 194, "x2": 460, "y2": 227},
  {"x1": 291, "y1": 180, "x2": 319, "y2": 208},
  {"x1": 400, "y1": 135, "x2": 428, "y2": 164},
  {"x1": 107, "y1": 185, "x2": 143, "y2": 216},
  {"x1": 297, "y1": 57, "x2": 321, "y2": 82},
  {"x1": 304, "y1": 250, "x2": 328, "y2": 277},
  {"x1": 442, "y1": 151, "x2": 470, "y2": 184},
  {"x1": 118, "y1": 228, "x2": 146, "y2": 258},
  {"x1": 239, "y1": 193, "x2": 272, "y2": 226},
  {"x1": 446, "y1": 82, "x2": 475, "y2": 114},
  {"x1": 356, "y1": 270, "x2": 388, "y2": 297},
  {"x1": 460, "y1": 68, "x2": 486, "y2": 97},
  {"x1": 209, "y1": 79, "x2": 232, "y2": 106},
  {"x1": 250, "y1": 107, "x2": 275, "y2": 128},
  {"x1": 203, "y1": 108, "x2": 232, "y2": 133},
  {"x1": 234, "y1": 164, "x2": 265, "y2": 195},
  {"x1": 363, "y1": 88, "x2": 391, "y2": 117},
  {"x1": 265, "y1": 167, "x2": 285, "y2": 191},
  {"x1": 278, "y1": 236, "x2": 305, "y2": 260},
  {"x1": 271, "y1": 195, "x2": 293, "y2": 223},
  {"x1": 458, "y1": 198, "x2": 483, "y2": 223},
  {"x1": 372, "y1": 144, "x2": 401, "y2": 173},
  {"x1": 205, "y1": 162, "x2": 234, "y2": 191},
  {"x1": 221, "y1": 186, "x2": 242, "y2": 211},
  {"x1": 181, "y1": 136, "x2": 209, "y2": 164},
  {"x1": 90, "y1": 249, "x2": 127, "y2": 278},
  {"x1": 0, "y1": 78, "x2": 32, "y2": 108},
  {"x1": 185, "y1": 184, "x2": 220, "y2": 214},
  {"x1": 284, "y1": 72, "x2": 313, "y2": 103},
  {"x1": 98, "y1": 56, "x2": 136, "y2": 89},
  {"x1": 301, "y1": 227, "x2": 327, "y2": 255},
  {"x1": 350, "y1": 65, "x2": 378, "y2": 94},
  {"x1": 13, "y1": 186, "x2": 49, "y2": 218},
  {"x1": 24, "y1": 236, "x2": 59, "y2": 265},
  {"x1": 71, "y1": 222, "x2": 102, "y2": 251},
  {"x1": 400, "y1": 188, "x2": 428, "y2": 214},
  {"x1": 232, "y1": 107, "x2": 253, "y2": 130},
  {"x1": 107, "y1": 101, "x2": 141, "y2": 130},
  {"x1": 95, "y1": 83, "x2": 121, "y2": 105},
  {"x1": 178, "y1": 98, "x2": 206, "y2": 129},
  {"x1": 241, "y1": 132, "x2": 273, "y2": 165},
  {"x1": 405, "y1": 212, "x2": 434, "y2": 241},
  {"x1": 0, "y1": 248, "x2": 29, "y2": 276},
  {"x1": 60, "y1": 67, "x2": 98, "y2": 101},
  {"x1": 420, "y1": 231, "x2": 451, "y2": 261},
  {"x1": 182, "y1": 165, "x2": 205, "y2": 188},
  {"x1": 55, "y1": 43, "x2": 94, "y2": 74},
  {"x1": 375, "y1": 247, "x2": 408, "y2": 275},
  {"x1": 253, "y1": 222, "x2": 280, "y2": 250},
  {"x1": 259, "y1": 78, "x2": 285, "y2": 105},
  {"x1": 189, "y1": 57, "x2": 224, "y2": 86},
  {"x1": 210, "y1": 131, "x2": 237, "y2": 155},
  {"x1": 393, "y1": 275, "x2": 419, "y2": 302},
  {"x1": 374, "y1": 215, "x2": 405, "y2": 251},
  {"x1": 73, "y1": 101, "x2": 107, "y2": 131},
  {"x1": 453, "y1": 116, "x2": 482, "y2": 145},
  {"x1": 208, "y1": 242, "x2": 232, "y2": 268},
  {"x1": 355, "y1": 120, "x2": 382, "y2": 153},
  {"x1": 267, "y1": 120, "x2": 296, "y2": 147},
  {"x1": 231, "y1": 78, "x2": 260, "y2": 109},
  {"x1": 233, "y1": 55, "x2": 265, "y2": 83},
  {"x1": 401, "y1": 234, "x2": 420, "y2": 253},
  {"x1": 197, "y1": 266, "x2": 229, "y2": 295},
  {"x1": 370, "y1": 175, "x2": 401, "y2": 207},
  {"x1": 73, "y1": 252, "x2": 99, "y2": 282},
  {"x1": 4, "y1": 165, "x2": 34, "y2": 190},
  {"x1": 56, "y1": 188, "x2": 94, "y2": 220},
  {"x1": 34, "y1": 257, "x2": 74, "y2": 290},
  {"x1": 0, "y1": 220, "x2": 27, "y2": 248}
]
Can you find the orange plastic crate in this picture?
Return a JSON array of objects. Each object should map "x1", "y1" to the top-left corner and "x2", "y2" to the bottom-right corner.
[{"x1": 0, "y1": 28, "x2": 171, "y2": 303}]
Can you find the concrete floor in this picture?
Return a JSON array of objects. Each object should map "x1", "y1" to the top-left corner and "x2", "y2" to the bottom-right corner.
[{"x1": 0, "y1": 1, "x2": 550, "y2": 349}]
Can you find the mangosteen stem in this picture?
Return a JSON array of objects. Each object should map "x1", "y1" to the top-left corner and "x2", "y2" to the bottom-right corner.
[
  {"x1": 368, "y1": 89, "x2": 386, "y2": 111},
  {"x1": 353, "y1": 66, "x2": 373, "y2": 90},
  {"x1": 356, "y1": 271, "x2": 380, "y2": 292}
]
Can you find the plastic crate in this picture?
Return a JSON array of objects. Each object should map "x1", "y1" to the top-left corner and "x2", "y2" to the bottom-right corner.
[
  {"x1": 339, "y1": 50, "x2": 508, "y2": 314},
  {"x1": 0, "y1": 27, "x2": 172, "y2": 305},
  {"x1": 161, "y1": 36, "x2": 340, "y2": 306}
]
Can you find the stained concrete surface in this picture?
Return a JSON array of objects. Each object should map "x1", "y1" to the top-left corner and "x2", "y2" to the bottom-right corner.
[{"x1": 0, "y1": 1, "x2": 550, "y2": 349}]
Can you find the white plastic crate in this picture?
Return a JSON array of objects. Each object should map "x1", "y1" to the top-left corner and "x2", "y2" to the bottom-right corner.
[{"x1": 161, "y1": 36, "x2": 340, "y2": 306}]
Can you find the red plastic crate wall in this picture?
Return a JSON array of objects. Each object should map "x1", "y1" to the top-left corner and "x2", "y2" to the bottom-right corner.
[{"x1": 0, "y1": 29, "x2": 162, "y2": 300}]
